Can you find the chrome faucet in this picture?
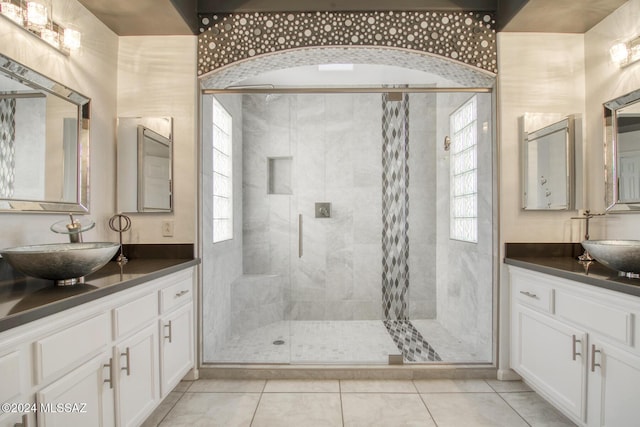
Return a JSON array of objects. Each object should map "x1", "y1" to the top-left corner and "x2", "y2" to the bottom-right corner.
[
  {"x1": 571, "y1": 210, "x2": 606, "y2": 261},
  {"x1": 66, "y1": 214, "x2": 83, "y2": 243}
]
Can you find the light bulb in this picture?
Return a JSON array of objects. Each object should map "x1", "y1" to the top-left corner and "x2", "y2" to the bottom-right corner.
[
  {"x1": 63, "y1": 27, "x2": 81, "y2": 50},
  {"x1": 26, "y1": 0, "x2": 48, "y2": 30},
  {"x1": 0, "y1": 1, "x2": 24, "y2": 25},
  {"x1": 40, "y1": 27, "x2": 59, "y2": 48},
  {"x1": 610, "y1": 42, "x2": 629, "y2": 65}
]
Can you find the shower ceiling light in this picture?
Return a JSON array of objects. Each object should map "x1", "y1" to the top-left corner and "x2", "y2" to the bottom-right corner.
[{"x1": 610, "y1": 35, "x2": 640, "y2": 67}]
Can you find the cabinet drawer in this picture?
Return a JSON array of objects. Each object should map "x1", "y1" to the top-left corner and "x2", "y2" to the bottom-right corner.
[
  {"x1": 114, "y1": 292, "x2": 158, "y2": 339},
  {"x1": 511, "y1": 271, "x2": 555, "y2": 313},
  {"x1": 0, "y1": 350, "x2": 23, "y2": 403},
  {"x1": 160, "y1": 273, "x2": 193, "y2": 313},
  {"x1": 35, "y1": 313, "x2": 109, "y2": 384},
  {"x1": 556, "y1": 291, "x2": 633, "y2": 345}
]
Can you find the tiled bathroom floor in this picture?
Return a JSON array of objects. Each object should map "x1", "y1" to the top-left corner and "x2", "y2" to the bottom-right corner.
[
  {"x1": 142, "y1": 379, "x2": 577, "y2": 427},
  {"x1": 210, "y1": 320, "x2": 484, "y2": 364}
]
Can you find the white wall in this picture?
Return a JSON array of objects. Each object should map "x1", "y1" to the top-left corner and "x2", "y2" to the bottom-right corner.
[
  {"x1": 497, "y1": 33, "x2": 586, "y2": 246},
  {"x1": 117, "y1": 36, "x2": 197, "y2": 243},
  {"x1": 0, "y1": 0, "x2": 118, "y2": 247},
  {"x1": 584, "y1": 0, "x2": 640, "y2": 239}
]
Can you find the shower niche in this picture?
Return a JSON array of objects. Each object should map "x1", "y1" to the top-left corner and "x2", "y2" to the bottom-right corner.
[{"x1": 267, "y1": 156, "x2": 293, "y2": 195}]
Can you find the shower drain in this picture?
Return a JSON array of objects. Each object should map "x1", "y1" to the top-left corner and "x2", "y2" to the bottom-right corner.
[{"x1": 272, "y1": 340, "x2": 285, "y2": 345}]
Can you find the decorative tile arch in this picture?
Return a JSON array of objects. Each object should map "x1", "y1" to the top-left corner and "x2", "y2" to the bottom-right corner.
[{"x1": 197, "y1": 11, "x2": 497, "y2": 89}]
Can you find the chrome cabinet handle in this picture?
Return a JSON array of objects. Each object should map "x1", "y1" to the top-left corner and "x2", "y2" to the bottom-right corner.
[
  {"x1": 121, "y1": 347, "x2": 131, "y2": 376},
  {"x1": 13, "y1": 413, "x2": 29, "y2": 427},
  {"x1": 175, "y1": 289, "x2": 189, "y2": 298},
  {"x1": 519, "y1": 291, "x2": 538, "y2": 299},
  {"x1": 104, "y1": 358, "x2": 114, "y2": 389},
  {"x1": 572, "y1": 335, "x2": 582, "y2": 360},
  {"x1": 165, "y1": 320, "x2": 173, "y2": 343},
  {"x1": 591, "y1": 344, "x2": 601, "y2": 372},
  {"x1": 298, "y1": 214, "x2": 303, "y2": 258}
]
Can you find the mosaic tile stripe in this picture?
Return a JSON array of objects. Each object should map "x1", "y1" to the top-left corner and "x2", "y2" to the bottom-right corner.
[
  {"x1": 197, "y1": 10, "x2": 497, "y2": 78},
  {"x1": 0, "y1": 98, "x2": 16, "y2": 198},
  {"x1": 384, "y1": 319, "x2": 442, "y2": 362},
  {"x1": 381, "y1": 92, "x2": 409, "y2": 321}
]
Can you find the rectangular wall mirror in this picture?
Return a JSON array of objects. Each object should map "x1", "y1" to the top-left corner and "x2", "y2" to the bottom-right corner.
[
  {"x1": 521, "y1": 113, "x2": 575, "y2": 210},
  {"x1": 117, "y1": 117, "x2": 173, "y2": 213},
  {"x1": 605, "y1": 88, "x2": 640, "y2": 212},
  {"x1": 0, "y1": 54, "x2": 90, "y2": 213}
]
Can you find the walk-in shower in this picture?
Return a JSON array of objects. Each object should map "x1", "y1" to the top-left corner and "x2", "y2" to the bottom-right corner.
[{"x1": 200, "y1": 80, "x2": 495, "y2": 365}]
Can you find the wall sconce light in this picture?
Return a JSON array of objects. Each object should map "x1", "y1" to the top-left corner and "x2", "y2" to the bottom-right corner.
[
  {"x1": 610, "y1": 35, "x2": 640, "y2": 67},
  {"x1": 0, "y1": 0, "x2": 81, "y2": 55}
]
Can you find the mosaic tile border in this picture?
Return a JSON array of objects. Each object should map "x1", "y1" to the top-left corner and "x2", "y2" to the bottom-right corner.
[
  {"x1": 384, "y1": 320, "x2": 442, "y2": 362},
  {"x1": 0, "y1": 98, "x2": 16, "y2": 198},
  {"x1": 382, "y1": 92, "x2": 409, "y2": 321},
  {"x1": 197, "y1": 10, "x2": 497, "y2": 87}
]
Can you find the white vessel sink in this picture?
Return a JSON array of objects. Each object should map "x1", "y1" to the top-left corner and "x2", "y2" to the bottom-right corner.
[
  {"x1": 581, "y1": 240, "x2": 640, "y2": 277},
  {"x1": 0, "y1": 242, "x2": 119, "y2": 285}
]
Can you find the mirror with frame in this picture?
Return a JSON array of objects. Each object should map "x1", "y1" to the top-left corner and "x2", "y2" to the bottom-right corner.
[
  {"x1": 117, "y1": 117, "x2": 173, "y2": 213},
  {"x1": 605, "y1": 88, "x2": 640, "y2": 212},
  {"x1": 0, "y1": 53, "x2": 90, "y2": 213},
  {"x1": 521, "y1": 113, "x2": 575, "y2": 210}
]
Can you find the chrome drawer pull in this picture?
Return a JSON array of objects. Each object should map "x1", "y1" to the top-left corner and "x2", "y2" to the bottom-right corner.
[
  {"x1": 519, "y1": 291, "x2": 538, "y2": 299},
  {"x1": 175, "y1": 289, "x2": 189, "y2": 298},
  {"x1": 572, "y1": 335, "x2": 582, "y2": 360}
]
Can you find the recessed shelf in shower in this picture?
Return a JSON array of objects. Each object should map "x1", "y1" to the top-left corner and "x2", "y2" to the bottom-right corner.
[{"x1": 267, "y1": 156, "x2": 293, "y2": 195}]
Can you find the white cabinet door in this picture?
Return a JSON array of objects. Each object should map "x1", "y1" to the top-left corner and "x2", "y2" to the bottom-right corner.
[
  {"x1": 36, "y1": 354, "x2": 114, "y2": 427},
  {"x1": 587, "y1": 338, "x2": 640, "y2": 427},
  {"x1": 513, "y1": 306, "x2": 587, "y2": 422},
  {"x1": 160, "y1": 303, "x2": 193, "y2": 397},
  {"x1": 116, "y1": 323, "x2": 159, "y2": 427}
]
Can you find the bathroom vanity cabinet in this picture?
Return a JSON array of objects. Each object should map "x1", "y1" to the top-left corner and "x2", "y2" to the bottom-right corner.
[
  {"x1": 0, "y1": 267, "x2": 195, "y2": 427},
  {"x1": 509, "y1": 266, "x2": 640, "y2": 427}
]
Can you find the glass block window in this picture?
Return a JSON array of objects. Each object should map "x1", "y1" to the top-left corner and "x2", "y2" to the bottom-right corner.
[
  {"x1": 450, "y1": 96, "x2": 478, "y2": 243},
  {"x1": 212, "y1": 98, "x2": 233, "y2": 243}
]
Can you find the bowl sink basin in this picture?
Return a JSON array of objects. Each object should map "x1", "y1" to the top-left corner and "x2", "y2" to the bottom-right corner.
[
  {"x1": 581, "y1": 240, "x2": 640, "y2": 277},
  {"x1": 0, "y1": 242, "x2": 119, "y2": 285}
]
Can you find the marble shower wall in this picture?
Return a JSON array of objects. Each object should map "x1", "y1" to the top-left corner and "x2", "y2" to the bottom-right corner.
[
  {"x1": 435, "y1": 92, "x2": 493, "y2": 361},
  {"x1": 243, "y1": 93, "x2": 437, "y2": 322},
  {"x1": 408, "y1": 94, "x2": 438, "y2": 319},
  {"x1": 202, "y1": 94, "x2": 245, "y2": 362}
]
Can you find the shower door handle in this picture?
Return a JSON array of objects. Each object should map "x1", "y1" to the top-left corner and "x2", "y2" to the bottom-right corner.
[{"x1": 298, "y1": 214, "x2": 303, "y2": 258}]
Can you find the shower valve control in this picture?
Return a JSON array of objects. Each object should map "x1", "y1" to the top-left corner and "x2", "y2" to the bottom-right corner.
[{"x1": 315, "y1": 202, "x2": 331, "y2": 218}]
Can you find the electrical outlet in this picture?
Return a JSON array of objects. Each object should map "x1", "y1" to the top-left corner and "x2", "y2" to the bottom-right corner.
[{"x1": 162, "y1": 220, "x2": 174, "y2": 237}]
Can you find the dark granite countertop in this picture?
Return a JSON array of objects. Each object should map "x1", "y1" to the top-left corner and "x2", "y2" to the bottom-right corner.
[
  {"x1": 504, "y1": 243, "x2": 640, "y2": 298},
  {"x1": 0, "y1": 253, "x2": 200, "y2": 333}
]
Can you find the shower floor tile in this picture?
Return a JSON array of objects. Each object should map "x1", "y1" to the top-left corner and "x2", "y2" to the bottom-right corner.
[
  {"x1": 411, "y1": 319, "x2": 486, "y2": 362},
  {"x1": 290, "y1": 321, "x2": 398, "y2": 364},
  {"x1": 208, "y1": 319, "x2": 482, "y2": 364}
]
